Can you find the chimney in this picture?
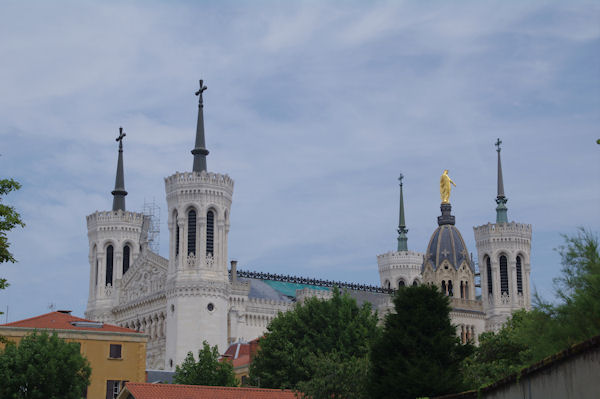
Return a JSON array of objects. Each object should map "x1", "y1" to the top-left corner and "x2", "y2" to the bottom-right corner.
[{"x1": 230, "y1": 260, "x2": 238, "y2": 284}]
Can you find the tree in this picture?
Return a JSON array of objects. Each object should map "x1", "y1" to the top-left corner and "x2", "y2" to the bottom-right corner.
[
  {"x1": 249, "y1": 287, "x2": 379, "y2": 390},
  {"x1": 173, "y1": 340, "x2": 237, "y2": 387},
  {"x1": 296, "y1": 352, "x2": 370, "y2": 399},
  {"x1": 462, "y1": 228, "x2": 600, "y2": 390},
  {"x1": 0, "y1": 331, "x2": 91, "y2": 399},
  {"x1": 0, "y1": 178, "x2": 25, "y2": 296},
  {"x1": 369, "y1": 284, "x2": 472, "y2": 399}
]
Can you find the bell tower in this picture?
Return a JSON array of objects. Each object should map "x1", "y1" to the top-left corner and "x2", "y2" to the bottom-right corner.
[
  {"x1": 164, "y1": 80, "x2": 234, "y2": 370},
  {"x1": 474, "y1": 139, "x2": 532, "y2": 332},
  {"x1": 86, "y1": 128, "x2": 147, "y2": 323}
]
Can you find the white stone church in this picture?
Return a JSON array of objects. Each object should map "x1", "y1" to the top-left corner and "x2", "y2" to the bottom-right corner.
[{"x1": 85, "y1": 81, "x2": 532, "y2": 370}]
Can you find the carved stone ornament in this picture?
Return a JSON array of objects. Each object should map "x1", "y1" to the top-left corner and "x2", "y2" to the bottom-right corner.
[{"x1": 187, "y1": 253, "x2": 197, "y2": 268}]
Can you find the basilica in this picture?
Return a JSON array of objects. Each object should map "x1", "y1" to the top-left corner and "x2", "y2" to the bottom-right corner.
[{"x1": 85, "y1": 81, "x2": 532, "y2": 370}]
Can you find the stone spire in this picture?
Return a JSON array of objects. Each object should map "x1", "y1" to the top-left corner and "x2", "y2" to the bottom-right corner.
[
  {"x1": 111, "y1": 127, "x2": 127, "y2": 211},
  {"x1": 495, "y1": 138, "x2": 508, "y2": 223},
  {"x1": 397, "y1": 174, "x2": 408, "y2": 251},
  {"x1": 192, "y1": 79, "x2": 210, "y2": 172}
]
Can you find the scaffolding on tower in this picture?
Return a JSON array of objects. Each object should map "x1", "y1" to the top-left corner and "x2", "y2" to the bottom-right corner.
[{"x1": 142, "y1": 198, "x2": 161, "y2": 253}]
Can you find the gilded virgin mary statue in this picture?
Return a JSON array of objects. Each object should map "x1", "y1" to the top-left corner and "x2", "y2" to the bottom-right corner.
[{"x1": 440, "y1": 170, "x2": 456, "y2": 204}]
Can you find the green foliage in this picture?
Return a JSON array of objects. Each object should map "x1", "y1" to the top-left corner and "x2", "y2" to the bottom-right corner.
[
  {"x1": 462, "y1": 310, "x2": 534, "y2": 388},
  {"x1": 1, "y1": 179, "x2": 25, "y2": 313},
  {"x1": 463, "y1": 228, "x2": 600, "y2": 390},
  {"x1": 173, "y1": 341, "x2": 237, "y2": 387},
  {"x1": 0, "y1": 331, "x2": 91, "y2": 399},
  {"x1": 551, "y1": 228, "x2": 600, "y2": 342},
  {"x1": 0, "y1": 179, "x2": 25, "y2": 265},
  {"x1": 249, "y1": 287, "x2": 379, "y2": 390},
  {"x1": 296, "y1": 352, "x2": 370, "y2": 399},
  {"x1": 369, "y1": 284, "x2": 472, "y2": 399}
]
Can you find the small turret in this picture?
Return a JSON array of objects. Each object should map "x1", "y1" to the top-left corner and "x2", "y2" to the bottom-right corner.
[{"x1": 378, "y1": 174, "x2": 424, "y2": 291}]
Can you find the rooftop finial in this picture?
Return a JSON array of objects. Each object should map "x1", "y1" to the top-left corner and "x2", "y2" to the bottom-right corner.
[
  {"x1": 495, "y1": 138, "x2": 508, "y2": 223},
  {"x1": 111, "y1": 127, "x2": 127, "y2": 211},
  {"x1": 192, "y1": 79, "x2": 210, "y2": 172},
  {"x1": 397, "y1": 173, "x2": 408, "y2": 251}
]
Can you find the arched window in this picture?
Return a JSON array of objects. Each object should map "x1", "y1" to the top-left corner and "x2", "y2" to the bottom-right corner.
[
  {"x1": 465, "y1": 281, "x2": 469, "y2": 299},
  {"x1": 486, "y1": 256, "x2": 493, "y2": 295},
  {"x1": 448, "y1": 280, "x2": 454, "y2": 297},
  {"x1": 106, "y1": 245, "x2": 114, "y2": 286},
  {"x1": 385, "y1": 280, "x2": 391, "y2": 289},
  {"x1": 441, "y1": 280, "x2": 447, "y2": 295},
  {"x1": 412, "y1": 280, "x2": 418, "y2": 287},
  {"x1": 93, "y1": 245, "x2": 98, "y2": 287},
  {"x1": 187, "y1": 209, "x2": 196, "y2": 255},
  {"x1": 206, "y1": 210, "x2": 215, "y2": 256},
  {"x1": 500, "y1": 255, "x2": 509, "y2": 295},
  {"x1": 460, "y1": 281, "x2": 464, "y2": 298},
  {"x1": 516, "y1": 256, "x2": 523, "y2": 294},
  {"x1": 174, "y1": 211, "x2": 180, "y2": 257},
  {"x1": 398, "y1": 280, "x2": 405, "y2": 288},
  {"x1": 123, "y1": 244, "x2": 130, "y2": 274}
]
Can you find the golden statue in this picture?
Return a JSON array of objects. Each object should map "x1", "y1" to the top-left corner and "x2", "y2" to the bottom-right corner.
[{"x1": 440, "y1": 169, "x2": 456, "y2": 204}]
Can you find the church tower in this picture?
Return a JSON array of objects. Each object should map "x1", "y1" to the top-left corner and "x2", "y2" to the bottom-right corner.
[
  {"x1": 164, "y1": 80, "x2": 233, "y2": 370},
  {"x1": 378, "y1": 175, "x2": 424, "y2": 290},
  {"x1": 86, "y1": 128, "x2": 147, "y2": 323},
  {"x1": 473, "y1": 139, "x2": 532, "y2": 332}
]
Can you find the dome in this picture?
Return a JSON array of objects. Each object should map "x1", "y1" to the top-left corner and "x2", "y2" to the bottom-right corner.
[{"x1": 423, "y1": 203, "x2": 474, "y2": 272}]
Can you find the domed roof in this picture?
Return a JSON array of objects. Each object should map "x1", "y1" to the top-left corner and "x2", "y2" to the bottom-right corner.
[{"x1": 423, "y1": 203, "x2": 473, "y2": 272}]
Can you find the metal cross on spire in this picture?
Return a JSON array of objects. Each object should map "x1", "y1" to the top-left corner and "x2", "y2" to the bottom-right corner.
[
  {"x1": 195, "y1": 80, "x2": 208, "y2": 105},
  {"x1": 495, "y1": 138, "x2": 508, "y2": 223},
  {"x1": 112, "y1": 127, "x2": 128, "y2": 211},
  {"x1": 192, "y1": 79, "x2": 210, "y2": 172},
  {"x1": 397, "y1": 173, "x2": 408, "y2": 251},
  {"x1": 116, "y1": 127, "x2": 126, "y2": 149}
]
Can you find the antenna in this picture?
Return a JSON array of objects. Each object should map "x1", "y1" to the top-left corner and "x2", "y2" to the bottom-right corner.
[{"x1": 142, "y1": 198, "x2": 161, "y2": 253}]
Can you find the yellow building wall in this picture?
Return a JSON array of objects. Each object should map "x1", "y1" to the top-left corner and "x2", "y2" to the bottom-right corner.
[{"x1": 0, "y1": 328, "x2": 147, "y2": 399}]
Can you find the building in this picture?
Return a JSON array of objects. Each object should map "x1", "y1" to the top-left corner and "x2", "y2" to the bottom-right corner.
[
  {"x1": 221, "y1": 337, "x2": 260, "y2": 384},
  {"x1": 0, "y1": 310, "x2": 147, "y2": 399},
  {"x1": 117, "y1": 383, "x2": 297, "y2": 399},
  {"x1": 85, "y1": 80, "x2": 532, "y2": 370}
]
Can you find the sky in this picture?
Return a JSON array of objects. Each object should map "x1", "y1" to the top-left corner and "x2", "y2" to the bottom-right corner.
[{"x1": 1, "y1": 1, "x2": 599, "y2": 322}]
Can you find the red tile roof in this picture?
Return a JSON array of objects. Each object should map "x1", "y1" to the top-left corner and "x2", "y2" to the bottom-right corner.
[
  {"x1": 0, "y1": 311, "x2": 139, "y2": 334},
  {"x1": 221, "y1": 337, "x2": 261, "y2": 368},
  {"x1": 122, "y1": 383, "x2": 297, "y2": 399}
]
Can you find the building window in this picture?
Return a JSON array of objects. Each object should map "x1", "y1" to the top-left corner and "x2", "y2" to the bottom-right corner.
[
  {"x1": 206, "y1": 210, "x2": 215, "y2": 256},
  {"x1": 516, "y1": 256, "x2": 523, "y2": 294},
  {"x1": 106, "y1": 380, "x2": 126, "y2": 399},
  {"x1": 175, "y1": 211, "x2": 180, "y2": 257},
  {"x1": 398, "y1": 280, "x2": 405, "y2": 288},
  {"x1": 123, "y1": 245, "x2": 130, "y2": 275},
  {"x1": 106, "y1": 245, "x2": 114, "y2": 286},
  {"x1": 412, "y1": 280, "x2": 418, "y2": 286},
  {"x1": 486, "y1": 256, "x2": 492, "y2": 295},
  {"x1": 448, "y1": 280, "x2": 453, "y2": 297},
  {"x1": 500, "y1": 255, "x2": 509, "y2": 295},
  {"x1": 465, "y1": 281, "x2": 469, "y2": 299},
  {"x1": 460, "y1": 281, "x2": 464, "y2": 298},
  {"x1": 187, "y1": 209, "x2": 196, "y2": 255},
  {"x1": 109, "y1": 344, "x2": 122, "y2": 359},
  {"x1": 441, "y1": 280, "x2": 446, "y2": 295}
]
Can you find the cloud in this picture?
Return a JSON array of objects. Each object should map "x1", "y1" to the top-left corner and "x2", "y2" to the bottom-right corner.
[{"x1": 0, "y1": 0, "x2": 598, "y2": 321}]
